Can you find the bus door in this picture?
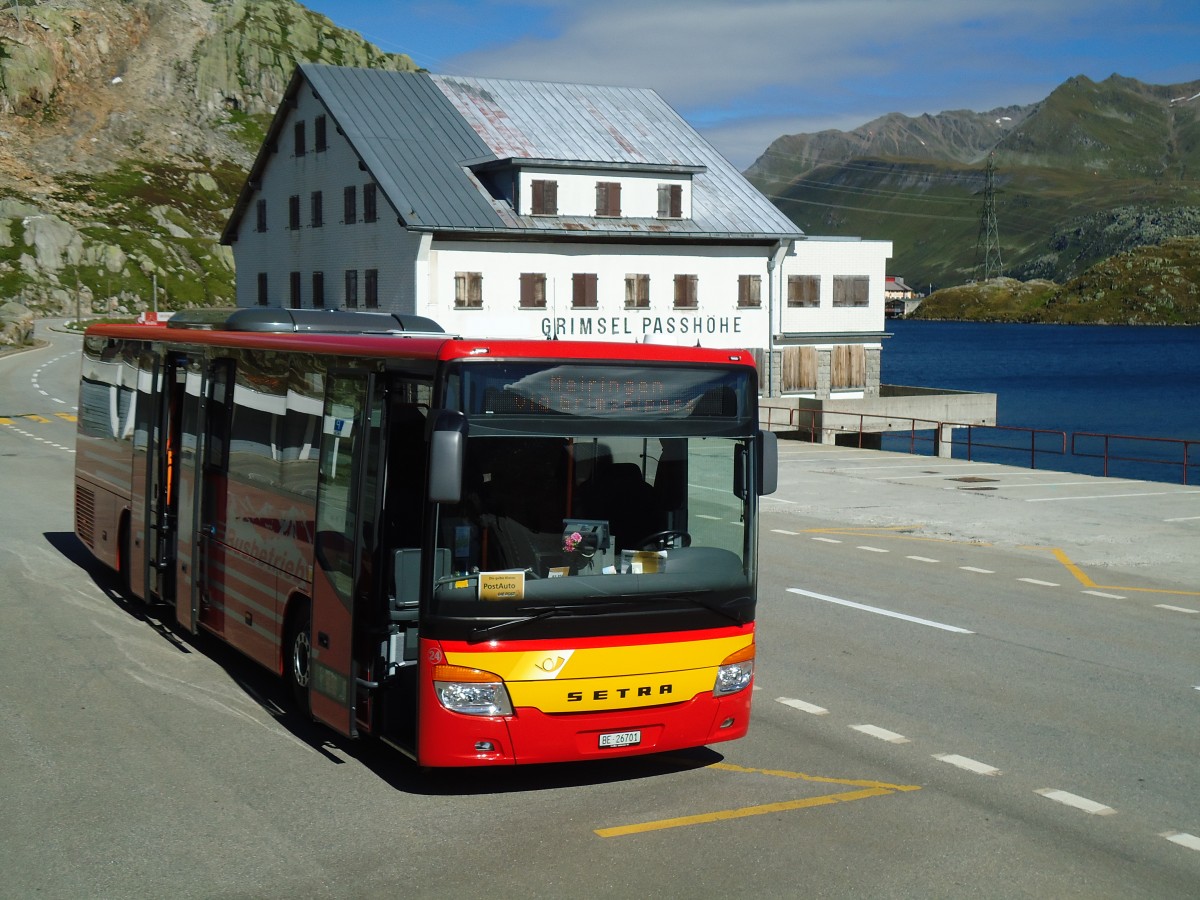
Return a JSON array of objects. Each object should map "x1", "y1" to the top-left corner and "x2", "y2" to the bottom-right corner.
[
  {"x1": 194, "y1": 358, "x2": 234, "y2": 636},
  {"x1": 310, "y1": 370, "x2": 385, "y2": 737},
  {"x1": 171, "y1": 356, "x2": 205, "y2": 630},
  {"x1": 134, "y1": 352, "x2": 188, "y2": 606}
]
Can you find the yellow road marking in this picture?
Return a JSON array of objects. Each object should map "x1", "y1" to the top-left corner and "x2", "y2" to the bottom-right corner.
[
  {"x1": 1050, "y1": 547, "x2": 1200, "y2": 598},
  {"x1": 0, "y1": 417, "x2": 11, "y2": 425},
  {"x1": 595, "y1": 762, "x2": 920, "y2": 838},
  {"x1": 54, "y1": 413, "x2": 77, "y2": 422},
  {"x1": 23, "y1": 414, "x2": 50, "y2": 423}
]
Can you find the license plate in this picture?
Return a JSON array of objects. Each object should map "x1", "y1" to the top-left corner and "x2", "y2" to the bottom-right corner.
[{"x1": 599, "y1": 730, "x2": 641, "y2": 748}]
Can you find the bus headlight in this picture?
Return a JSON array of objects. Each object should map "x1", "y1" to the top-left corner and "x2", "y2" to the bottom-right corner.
[
  {"x1": 433, "y1": 664, "x2": 514, "y2": 716},
  {"x1": 713, "y1": 643, "x2": 755, "y2": 697}
]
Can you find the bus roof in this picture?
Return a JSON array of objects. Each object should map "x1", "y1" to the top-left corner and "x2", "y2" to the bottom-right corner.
[{"x1": 84, "y1": 308, "x2": 757, "y2": 369}]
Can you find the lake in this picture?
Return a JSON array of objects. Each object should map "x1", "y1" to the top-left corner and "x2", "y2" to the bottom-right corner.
[{"x1": 880, "y1": 320, "x2": 1200, "y2": 483}]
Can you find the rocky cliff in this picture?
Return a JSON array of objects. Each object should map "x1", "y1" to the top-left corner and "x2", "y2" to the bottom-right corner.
[{"x1": 0, "y1": 0, "x2": 418, "y2": 337}]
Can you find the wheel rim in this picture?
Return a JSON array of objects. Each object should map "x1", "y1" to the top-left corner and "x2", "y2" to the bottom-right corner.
[{"x1": 292, "y1": 628, "x2": 311, "y2": 689}]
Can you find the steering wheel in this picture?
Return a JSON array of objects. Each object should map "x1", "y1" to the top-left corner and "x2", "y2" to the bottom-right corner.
[{"x1": 637, "y1": 530, "x2": 692, "y2": 550}]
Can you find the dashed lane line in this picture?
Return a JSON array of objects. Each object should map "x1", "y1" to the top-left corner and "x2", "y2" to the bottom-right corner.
[
  {"x1": 852, "y1": 724, "x2": 910, "y2": 744},
  {"x1": 1019, "y1": 577, "x2": 1060, "y2": 587},
  {"x1": 1155, "y1": 604, "x2": 1199, "y2": 614},
  {"x1": 1161, "y1": 831, "x2": 1200, "y2": 853},
  {"x1": 776, "y1": 697, "x2": 828, "y2": 715},
  {"x1": 1035, "y1": 789, "x2": 1116, "y2": 816},
  {"x1": 934, "y1": 754, "x2": 1001, "y2": 776},
  {"x1": 787, "y1": 587, "x2": 975, "y2": 635},
  {"x1": 960, "y1": 566, "x2": 995, "y2": 574}
]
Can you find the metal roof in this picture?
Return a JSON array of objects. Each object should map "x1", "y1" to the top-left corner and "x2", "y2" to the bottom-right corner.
[{"x1": 224, "y1": 65, "x2": 802, "y2": 244}]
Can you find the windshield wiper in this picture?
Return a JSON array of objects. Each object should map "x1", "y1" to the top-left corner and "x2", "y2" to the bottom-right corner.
[
  {"x1": 467, "y1": 601, "x2": 640, "y2": 643},
  {"x1": 659, "y1": 592, "x2": 748, "y2": 625}
]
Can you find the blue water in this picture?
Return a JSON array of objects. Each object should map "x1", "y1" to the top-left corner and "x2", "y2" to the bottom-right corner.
[{"x1": 880, "y1": 320, "x2": 1200, "y2": 483}]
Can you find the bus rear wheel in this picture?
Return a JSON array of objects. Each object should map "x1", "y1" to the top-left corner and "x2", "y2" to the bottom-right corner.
[{"x1": 285, "y1": 601, "x2": 312, "y2": 715}]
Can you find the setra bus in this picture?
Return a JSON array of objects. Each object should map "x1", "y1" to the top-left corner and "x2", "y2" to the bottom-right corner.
[{"x1": 73, "y1": 308, "x2": 777, "y2": 766}]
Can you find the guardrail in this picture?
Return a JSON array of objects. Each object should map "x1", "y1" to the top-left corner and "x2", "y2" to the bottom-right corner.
[
  {"x1": 761, "y1": 404, "x2": 1197, "y2": 484},
  {"x1": 1072, "y1": 432, "x2": 1200, "y2": 485}
]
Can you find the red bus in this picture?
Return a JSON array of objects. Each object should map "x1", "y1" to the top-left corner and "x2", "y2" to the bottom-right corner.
[{"x1": 74, "y1": 308, "x2": 777, "y2": 766}]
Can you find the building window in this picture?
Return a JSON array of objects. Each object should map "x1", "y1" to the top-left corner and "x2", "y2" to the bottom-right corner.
[
  {"x1": 787, "y1": 274, "x2": 820, "y2": 308},
  {"x1": 531, "y1": 180, "x2": 558, "y2": 216},
  {"x1": 288, "y1": 195, "x2": 301, "y2": 230},
  {"x1": 595, "y1": 181, "x2": 621, "y2": 217},
  {"x1": 293, "y1": 120, "x2": 305, "y2": 157},
  {"x1": 737, "y1": 274, "x2": 761, "y2": 308},
  {"x1": 833, "y1": 275, "x2": 869, "y2": 307},
  {"x1": 363, "y1": 183, "x2": 377, "y2": 223},
  {"x1": 455, "y1": 272, "x2": 483, "y2": 309},
  {"x1": 520, "y1": 273, "x2": 546, "y2": 309},
  {"x1": 657, "y1": 184, "x2": 682, "y2": 218},
  {"x1": 310, "y1": 191, "x2": 323, "y2": 228},
  {"x1": 289, "y1": 271, "x2": 302, "y2": 308},
  {"x1": 365, "y1": 268, "x2": 378, "y2": 308},
  {"x1": 312, "y1": 272, "x2": 325, "y2": 308},
  {"x1": 256, "y1": 272, "x2": 268, "y2": 307},
  {"x1": 345, "y1": 270, "x2": 358, "y2": 308},
  {"x1": 314, "y1": 115, "x2": 327, "y2": 152},
  {"x1": 625, "y1": 274, "x2": 650, "y2": 309},
  {"x1": 673, "y1": 274, "x2": 698, "y2": 309},
  {"x1": 255, "y1": 199, "x2": 267, "y2": 233},
  {"x1": 572, "y1": 273, "x2": 597, "y2": 309},
  {"x1": 344, "y1": 186, "x2": 357, "y2": 224}
]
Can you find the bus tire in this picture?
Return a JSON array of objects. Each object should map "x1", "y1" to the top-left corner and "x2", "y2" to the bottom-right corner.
[{"x1": 285, "y1": 599, "x2": 312, "y2": 716}]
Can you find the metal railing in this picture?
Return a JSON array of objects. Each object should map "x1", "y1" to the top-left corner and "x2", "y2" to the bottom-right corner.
[{"x1": 761, "y1": 404, "x2": 1198, "y2": 485}]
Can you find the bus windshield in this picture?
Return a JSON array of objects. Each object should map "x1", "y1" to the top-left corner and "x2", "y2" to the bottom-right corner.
[{"x1": 427, "y1": 359, "x2": 760, "y2": 631}]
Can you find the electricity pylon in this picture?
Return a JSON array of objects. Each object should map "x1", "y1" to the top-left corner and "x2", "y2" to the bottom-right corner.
[{"x1": 975, "y1": 152, "x2": 1003, "y2": 281}]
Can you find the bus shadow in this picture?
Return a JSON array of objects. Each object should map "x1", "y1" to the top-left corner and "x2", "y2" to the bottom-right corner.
[{"x1": 45, "y1": 529, "x2": 728, "y2": 795}]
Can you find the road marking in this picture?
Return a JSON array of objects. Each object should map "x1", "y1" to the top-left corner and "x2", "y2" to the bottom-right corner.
[
  {"x1": 1165, "y1": 515, "x2": 1200, "y2": 522},
  {"x1": 1161, "y1": 831, "x2": 1200, "y2": 852},
  {"x1": 1049, "y1": 547, "x2": 1200, "y2": 598},
  {"x1": 776, "y1": 697, "x2": 828, "y2": 715},
  {"x1": 1027, "y1": 489, "x2": 1200, "y2": 502},
  {"x1": 907, "y1": 555, "x2": 939, "y2": 563},
  {"x1": 771, "y1": 529, "x2": 799, "y2": 535},
  {"x1": 811, "y1": 537, "x2": 841, "y2": 544},
  {"x1": 934, "y1": 754, "x2": 1000, "y2": 775},
  {"x1": 1019, "y1": 578, "x2": 1060, "y2": 587},
  {"x1": 595, "y1": 763, "x2": 920, "y2": 838},
  {"x1": 788, "y1": 587, "x2": 975, "y2": 634},
  {"x1": 1155, "y1": 604, "x2": 1199, "y2": 614},
  {"x1": 1083, "y1": 590, "x2": 1126, "y2": 600},
  {"x1": 54, "y1": 412, "x2": 76, "y2": 421},
  {"x1": 960, "y1": 566, "x2": 994, "y2": 574},
  {"x1": 1035, "y1": 789, "x2": 1116, "y2": 816},
  {"x1": 697, "y1": 514, "x2": 722, "y2": 520},
  {"x1": 852, "y1": 724, "x2": 910, "y2": 744},
  {"x1": 857, "y1": 545, "x2": 889, "y2": 553}
]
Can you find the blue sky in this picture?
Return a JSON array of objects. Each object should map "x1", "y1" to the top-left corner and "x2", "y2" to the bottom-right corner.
[{"x1": 301, "y1": 0, "x2": 1200, "y2": 169}]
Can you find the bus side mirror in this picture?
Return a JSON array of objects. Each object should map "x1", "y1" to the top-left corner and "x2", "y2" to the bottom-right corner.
[
  {"x1": 757, "y1": 430, "x2": 778, "y2": 496},
  {"x1": 427, "y1": 410, "x2": 467, "y2": 504}
]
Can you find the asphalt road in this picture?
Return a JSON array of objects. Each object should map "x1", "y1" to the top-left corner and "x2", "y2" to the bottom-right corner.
[{"x1": 1, "y1": 321, "x2": 1197, "y2": 899}]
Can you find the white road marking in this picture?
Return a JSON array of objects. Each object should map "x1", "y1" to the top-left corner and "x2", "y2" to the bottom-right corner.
[
  {"x1": 1027, "y1": 490, "x2": 1200, "y2": 502},
  {"x1": 1035, "y1": 789, "x2": 1116, "y2": 816},
  {"x1": 771, "y1": 529, "x2": 799, "y2": 535},
  {"x1": 1019, "y1": 578, "x2": 1060, "y2": 587},
  {"x1": 934, "y1": 754, "x2": 1000, "y2": 775},
  {"x1": 857, "y1": 545, "x2": 889, "y2": 553},
  {"x1": 1155, "y1": 604, "x2": 1199, "y2": 614},
  {"x1": 960, "y1": 566, "x2": 994, "y2": 574},
  {"x1": 776, "y1": 697, "x2": 828, "y2": 715},
  {"x1": 1161, "y1": 831, "x2": 1200, "y2": 852},
  {"x1": 1083, "y1": 590, "x2": 1126, "y2": 600},
  {"x1": 1165, "y1": 515, "x2": 1200, "y2": 522},
  {"x1": 811, "y1": 537, "x2": 841, "y2": 544},
  {"x1": 852, "y1": 724, "x2": 909, "y2": 743},
  {"x1": 787, "y1": 588, "x2": 975, "y2": 634},
  {"x1": 907, "y1": 555, "x2": 939, "y2": 563}
]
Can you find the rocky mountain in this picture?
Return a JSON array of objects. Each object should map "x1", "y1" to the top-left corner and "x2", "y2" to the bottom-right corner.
[
  {"x1": 0, "y1": 0, "x2": 418, "y2": 332},
  {"x1": 746, "y1": 75, "x2": 1200, "y2": 289}
]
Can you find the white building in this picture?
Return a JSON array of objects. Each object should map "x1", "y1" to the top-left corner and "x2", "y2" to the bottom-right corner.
[{"x1": 221, "y1": 65, "x2": 895, "y2": 402}]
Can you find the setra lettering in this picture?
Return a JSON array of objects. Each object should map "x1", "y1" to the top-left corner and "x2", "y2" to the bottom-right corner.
[{"x1": 566, "y1": 683, "x2": 673, "y2": 702}]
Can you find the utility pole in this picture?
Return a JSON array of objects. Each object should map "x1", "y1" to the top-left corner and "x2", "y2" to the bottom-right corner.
[{"x1": 975, "y1": 152, "x2": 1003, "y2": 282}]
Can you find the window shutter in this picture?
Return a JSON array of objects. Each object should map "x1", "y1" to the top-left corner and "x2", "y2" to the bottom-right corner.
[{"x1": 670, "y1": 184, "x2": 682, "y2": 218}]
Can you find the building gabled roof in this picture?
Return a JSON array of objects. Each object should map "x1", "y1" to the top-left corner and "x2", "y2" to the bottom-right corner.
[{"x1": 222, "y1": 64, "x2": 802, "y2": 244}]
